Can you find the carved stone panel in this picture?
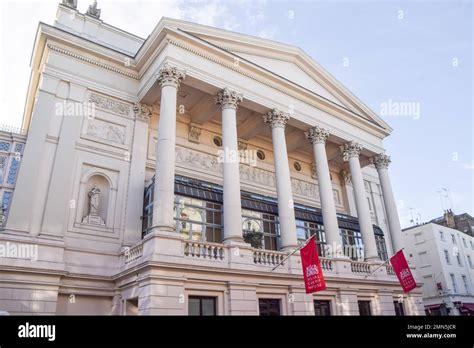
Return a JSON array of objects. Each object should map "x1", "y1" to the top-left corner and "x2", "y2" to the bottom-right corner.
[{"x1": 87, "y1": 118, "x2": 126, "y2": 145}]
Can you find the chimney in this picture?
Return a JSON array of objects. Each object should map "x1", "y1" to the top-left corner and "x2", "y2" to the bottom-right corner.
[{"x1": 444, "y1": 209, "x2": 456, "y2": 228}]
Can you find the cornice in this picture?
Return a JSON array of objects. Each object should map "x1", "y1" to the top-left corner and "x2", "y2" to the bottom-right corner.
[{"x1": 47, "y1": 43, "x2": 139, "y2": 80}]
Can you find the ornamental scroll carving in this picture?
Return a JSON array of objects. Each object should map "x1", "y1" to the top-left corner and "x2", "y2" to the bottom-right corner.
[
  {"x1": 89, "y1": 93, "x2": 131, "y2": 117},
  {"x1": 174, "y1": 147, "x2": 321, "y2": 201}
]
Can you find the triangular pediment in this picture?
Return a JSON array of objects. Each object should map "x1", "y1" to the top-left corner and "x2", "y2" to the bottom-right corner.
[{"x1": 145, "y1": 18, "x2": 391, "y2": 133}]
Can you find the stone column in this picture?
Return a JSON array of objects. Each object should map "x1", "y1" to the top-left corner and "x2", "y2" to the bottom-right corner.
[
  {"x1": 305, "y1": 126, "x2": 343, "y2": 257},
  {"x1": 124, "y1": 103, "x2": 152, "y2": 244},
  {"x1": 152, "y1": 63, "x2": 185, "y2": 232},
  {"x1": 215, "y1": 88, "x2": 244, "y2": 243},
  {"x1": 341, "y1": 141, "x2": 379, "y2": 261},
  {"x1": 263, "y1": 109, "x2": 298, "y2": 250},
  {"x1": 371, "y1": 153, "x2": 404, "y2": 253}
]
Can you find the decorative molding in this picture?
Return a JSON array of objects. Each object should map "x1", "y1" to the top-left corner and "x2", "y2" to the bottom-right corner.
[
  {"x1": 305, "y1": 125, "x2": 329, "y2": 145},
  {"x1": 46, "y1": 44, "x2": 139, "y2": 80},
  {"x1": 340, "y1": 170, "x2": 352, "y2": 185},
  {"x1": 133, "y1": 102, "x2": 152, "y2": 122},
  {"x1": 341, "y1": 141, "x2": 362, "y2": 161},
  {"x1": 263, "y1": 109, "x2": 290, "y2": 129},
  {"x1": 188, "y1": 123, "x2": 201, "y2": 143},
  {"x1": 89, "y1": 92, "x2": 132, "y2": 117},
  {"x1": 215, "y1": 88, "x2": 243, "y2": 110},
  {"x1": 311, "y1": 162, "x2": 317, "y2": 179},
  {"x1": 87, "y1": 118, "x2": 125, "y2": 144},
  {"x1": 371, "y1": 153, "x2": 391, "y2": 170},
  {"x1": 157, "y1": 63, "x2": 186, "y2": 88},
  {"x1": 175, "y1": 146, "x2": 321, "y2": 201},
  {"x1": 238, "y1": 140, "x2": 247, "y2": 151}
]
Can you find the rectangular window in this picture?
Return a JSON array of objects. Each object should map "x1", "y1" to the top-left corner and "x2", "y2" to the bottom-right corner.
[
  {"x1": 341, "y1": 229, "x2": 364, "y2": 261},
  {"x1": 418, "y1": 251, "x2": 429, "y2": 266},
  {"x1": 296, "y1": 220, "x2": 326, "y2": 257},
  {"x1": 456, "y1": 253, "x2": 463, "y2": 267},
  {"x1": 444, "y1": 250, "x2": 450, "y2": 264},
  {"x1": 439, "y1": 231, "x2": 445, "y2": 241},
  {"x1": 393, "y1": 301, "x2": 405, "y2": 316},
  {"x1": 463, "y1": 238, "x2": 467, "y2": 248},
  {"x1": 450, "y1": 274, "x2": 458, "y2": 293},
  {"x1": 259, "y1": 299, "x2": 281, "y2": 316},
  {"x1": 358, "y1": 300, "x2": 372, "y2": 316},
  {"x1": 188, "y1": 296, "x2": 216, "y2": 316},
  {"x1": 451, "y1": 234, "x2": 456, "y2": 244},
  {"x1": 175, "y1": 196, "x2": 223, "y2": 243},
  {"x1": 414, "y1": 233, "x2": 423, "y2": 243},
  {"x1": 375, "y1": 234, "x2": 388, "y2": 261},
  {"x1": 467, "y1": 255, "x2": 473, "y2": 268},
  {"x1": 242, "y1": 210, "x2": 279, "y2": 250},
  {"x1": 314, "y1": 300, "x2": 332, "y2": 316},
  {"x1": 462, "y1": 275, "x2": 470, "y2": 294}
]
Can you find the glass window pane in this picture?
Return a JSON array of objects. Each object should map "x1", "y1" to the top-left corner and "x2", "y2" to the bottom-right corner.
[
  {"x1": 188, "y1": 298, "x2": 200, "y2": 316},
  {"x1": 201, "y1": 298, "x2": 216, "y2": 316}
]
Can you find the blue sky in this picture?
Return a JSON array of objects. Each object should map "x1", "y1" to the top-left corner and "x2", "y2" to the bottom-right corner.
[{"x1": 0, "y1": 0, "x2": 472, "y2": 227}]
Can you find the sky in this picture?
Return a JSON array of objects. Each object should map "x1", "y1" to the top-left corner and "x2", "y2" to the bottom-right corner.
[{"x1": 0, "y1": 0, "x2": 472, "y2": 227}]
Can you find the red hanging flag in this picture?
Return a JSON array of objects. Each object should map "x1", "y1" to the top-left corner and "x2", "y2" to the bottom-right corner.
[
  {"x1": 390, "y1": 250, "x2": 417, "y2": 293},
  {"x1": 300, "y1": 236, "x2": 326, "y2": 294}
]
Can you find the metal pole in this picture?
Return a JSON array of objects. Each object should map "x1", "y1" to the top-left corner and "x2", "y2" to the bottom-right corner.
[
  {"x1": 271, "y1": 234, "x2": 316, "y2": 271},
  {"x1": 363, "y1": 258, "x2": 390, "y2": 279}
]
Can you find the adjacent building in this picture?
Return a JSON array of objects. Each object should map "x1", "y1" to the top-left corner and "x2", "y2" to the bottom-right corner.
[
  {"x1": 403, "y1": 217, "x2": 474, "y2": 315},
  {"x1": 0, "y1": 1, "x2": 424, "y2": 315}
]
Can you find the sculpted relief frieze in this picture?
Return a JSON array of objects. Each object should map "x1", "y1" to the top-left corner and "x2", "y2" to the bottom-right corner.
[
  {"x1": 87, "y1": 118, "x2": 125, "y2": 144},
  {"x1": 89, "y1": 93, "x2": 131, "y2": 117},
  {"x1": 175, "y1": 146, "x2": 321, "y2": 201}
]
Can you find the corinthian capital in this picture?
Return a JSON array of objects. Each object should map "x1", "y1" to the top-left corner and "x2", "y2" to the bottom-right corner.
[
  {"x1": 371, "y1": 153, "x2": 391, "y2": 170},
  {"x1": 133, "y1": 102, "x2": 152, "y2": 122},
  {"x1": 341, "y1": 141, "x2": 362, "y2": 161},
  {"x1": 263, "y1": 109, "x2": 290, "y2": 129},
  {"x1": 157, "y1": 63, "x2": 186, "y2": 88},
  {"x1": 214, "y1": 88, "x2": 243, "y2": 110},
  {"x1": 305, "y1": 126, "x2": 329, "y2": 145}
]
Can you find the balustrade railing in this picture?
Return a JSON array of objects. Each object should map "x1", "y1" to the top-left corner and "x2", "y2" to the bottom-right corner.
[
  {"x1": 184, "y1": 241, "x2": 225, "y2": 260},
  {"x1": 122, "y1": 244, "x2": 143, "y2": 265},
  {"x1": 350, "y1": 260, "x2": 371, "y2": 274},
  {"x1": 253, "y1": 250, "x2": 286, "y2": 266}
]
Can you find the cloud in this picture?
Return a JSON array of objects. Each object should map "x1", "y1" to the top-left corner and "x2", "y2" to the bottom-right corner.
[
  {"x1": 462, "y1": 162, "x2": 474, "y2": 170},
  {"x1": 178, "y1": 0, "x2": 238, "y2": 31}
]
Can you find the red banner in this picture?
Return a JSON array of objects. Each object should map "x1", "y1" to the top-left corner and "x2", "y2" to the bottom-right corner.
[
  {"x1": 390, "y1": 250, "x2": 417, "y2": 293},
  {"x1": 300, "y1": 237, "x2": 326, "y2": 294}
]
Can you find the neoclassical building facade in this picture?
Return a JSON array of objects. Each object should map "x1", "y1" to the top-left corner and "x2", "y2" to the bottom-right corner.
[{"x1": 0, "y1": 1, "x2": 424, "y2": 315}]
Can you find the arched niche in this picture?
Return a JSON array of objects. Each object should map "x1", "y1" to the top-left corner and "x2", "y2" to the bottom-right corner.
[{"x1": 76, "y1": 169, "x2": 117, "y2": 231}]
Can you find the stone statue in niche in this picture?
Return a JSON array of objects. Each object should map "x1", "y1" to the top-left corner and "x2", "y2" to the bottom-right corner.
[{"x1": 82, "y1": 184, "x2": 105, "y2": 226}]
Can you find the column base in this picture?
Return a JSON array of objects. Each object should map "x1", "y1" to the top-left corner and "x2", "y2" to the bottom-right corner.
[
  {"x1": 223, "y1": 238, "x2": 251, "y2": 248},
  {"x1": 145, "y1": 226, "x2": 180, "y2": 240}
]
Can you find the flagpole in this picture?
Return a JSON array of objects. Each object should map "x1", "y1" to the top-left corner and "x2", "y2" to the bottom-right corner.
[
  {"x1": 363, "y1": 248, "x2": 404, "y2": 279},
  {"x1": 271, "y1": 234, "x2": 316, "y2": 272},
  {"x1": 363, "y1": 258, "x2": 390, "y2": 279}
]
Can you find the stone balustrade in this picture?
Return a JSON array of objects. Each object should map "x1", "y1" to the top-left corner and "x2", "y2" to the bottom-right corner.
[
  {"x1": 184, "y1": 241, "x2": 225, "y2": 260},
  {"x1": 386, "y1": 264, "x2": 396, "y2": 276},
  {"x1": 350, "y1": 260, "x2": 371, "y2": 274},
  {"x1": 253, "y1": 249, "x2": 286, "y2": 266},
  {"x1": 320, "y1": 257, "x2": 333, "y2": 271},
  {"x1": 122, "y1": 244, "x2": 143, "y2": 265}
]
